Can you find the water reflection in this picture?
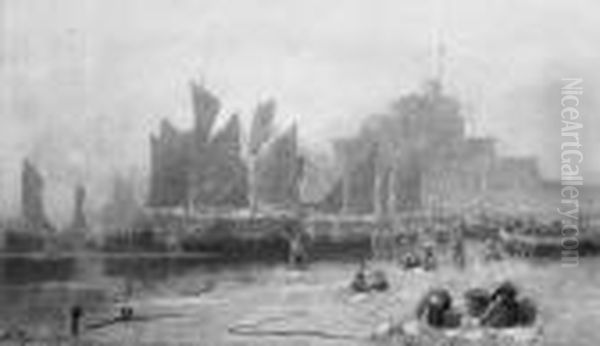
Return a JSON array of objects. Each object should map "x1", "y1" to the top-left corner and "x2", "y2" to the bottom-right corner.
[{"x1": 1, "y1": 258, "x2": 76, "y2": 285}]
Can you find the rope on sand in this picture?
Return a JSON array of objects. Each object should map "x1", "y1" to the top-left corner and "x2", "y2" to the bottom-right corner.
[
  {"x1": 226, "y1": 280, "x2": 413, "y2": 341},
  {"x1": 227, "y1": 314, "x2": 367, "y2": 341}
]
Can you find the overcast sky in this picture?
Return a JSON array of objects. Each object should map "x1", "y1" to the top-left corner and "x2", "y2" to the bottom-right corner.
[{"x1": 1, "y1": 0, "x2": 599, "y2": 223}]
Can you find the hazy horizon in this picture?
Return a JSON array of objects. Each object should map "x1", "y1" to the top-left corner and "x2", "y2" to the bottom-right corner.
[{"x1": 1, "y1": 0, "x2": 599, "y2": 224}]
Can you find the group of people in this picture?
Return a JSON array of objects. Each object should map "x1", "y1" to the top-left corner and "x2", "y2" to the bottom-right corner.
[
  {"x1": 416, "y1": 281, "x2": 537, "y2": 329},
  {"x1": 402, "y1": 242, "x2": 440, "y2": 271},
  {"x1": 350, "y1": 260, "x2": 390, "y2": 293}
]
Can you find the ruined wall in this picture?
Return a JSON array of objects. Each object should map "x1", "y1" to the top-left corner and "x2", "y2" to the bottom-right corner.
[
  {"x1": 420, "y1": 138, "x2": 495, "y2": 211},
  {"x1": 487, "y1": 157, "x2": 541, "y2": 191}
]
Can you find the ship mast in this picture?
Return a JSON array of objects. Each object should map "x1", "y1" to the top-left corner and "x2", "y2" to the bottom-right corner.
[{"x1": 431, "y1": 30, "x2": 446, "y2": 87}]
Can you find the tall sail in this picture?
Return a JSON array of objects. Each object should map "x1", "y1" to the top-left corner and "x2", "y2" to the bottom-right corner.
[
  {"x1": 21, "y1": 159, "x2": 51, "y2": 230},
  {"x1": 151, "y1": 120, "x2": 190, "y2": 207},
  {"x1": 315, "y1": 180, "x2": 343, "y2": 213},
  {"x1": 248, "y1": 100, "x2": 276, "y2": 213},
  {"x1": 255, "y1": 123, "x2": 301, "y2": 210},
  {"x1": 148, "y1": 134, "x2": 161, "y2": 206},
  {"x1": 249, "y1": 100, "x2": 276, "y2": 155},
  {"x1": 347, "y1": 143, "x2": 377, "y2": 214},
  {"x1": 149, "y1": 85, "x2": 242, "y2": 210},
  {"x1": 194, "y1": 114, "x2": 248, "y2": 208},
  {"x1": 70, "y1": 184, "x2": 87, "y2": 230},
  {"x1": 191, "y1": 81, "x2": 220, "y2": 144}
]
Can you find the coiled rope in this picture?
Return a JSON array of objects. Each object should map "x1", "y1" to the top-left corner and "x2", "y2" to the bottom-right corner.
[{"x1": 227, "y1": 314, "x2": 367, "y2": 340}]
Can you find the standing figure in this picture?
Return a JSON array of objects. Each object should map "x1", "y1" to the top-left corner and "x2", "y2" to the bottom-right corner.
[
  {"x1": 70, "y1": 305, "x2": 84, "y2": 337},
  {"x1": 422, "y1": 243, "x2": 437, "y2": 271},
  {"x1": 286, "y1": 220, "x2": 309, "y2": 269}
]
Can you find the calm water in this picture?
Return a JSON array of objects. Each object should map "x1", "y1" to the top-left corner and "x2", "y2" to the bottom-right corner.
[{"x1": 0, "y1": 254, "x2": 599, "y2": 345}]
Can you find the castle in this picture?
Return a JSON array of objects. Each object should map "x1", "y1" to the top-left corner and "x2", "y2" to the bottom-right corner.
[{"x1": 314, "y1": 78, "x2": 543, "y2": 218}]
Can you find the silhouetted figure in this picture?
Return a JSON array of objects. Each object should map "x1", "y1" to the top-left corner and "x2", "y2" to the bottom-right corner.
[
  {"x1": 70, "y1": 305, "x2": 84, "y2": 337},
  {"x1": 422, "y1": 244, "x2": 437, "y2": 271},
  {"x1": 119, "y1": 306, "x2": 134, "y2": 321},
  {"x1": 288, "y1": 231, "x2": 308, "y2": 269}
]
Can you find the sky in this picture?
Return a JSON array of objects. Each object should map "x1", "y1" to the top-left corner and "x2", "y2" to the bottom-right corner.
[{"x1": 1, "y1": 0, "x2": 599, "y2": 224}]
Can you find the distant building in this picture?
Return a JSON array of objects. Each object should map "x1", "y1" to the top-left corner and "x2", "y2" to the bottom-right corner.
[
  {"x1": 316, "y1": 79, "x2": 542, "y2": 216},
  {"x1": 488, "y1": 157, "x2": 541, "y2": 191}
]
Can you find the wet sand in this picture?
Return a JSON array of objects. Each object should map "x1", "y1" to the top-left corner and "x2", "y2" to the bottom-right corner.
[
  {"x1": 82, "y1": 258, "x2": 599, "y2": 345},
  {"x1": 1, "y1": 254, "x2": 599, "y2": 345}
]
